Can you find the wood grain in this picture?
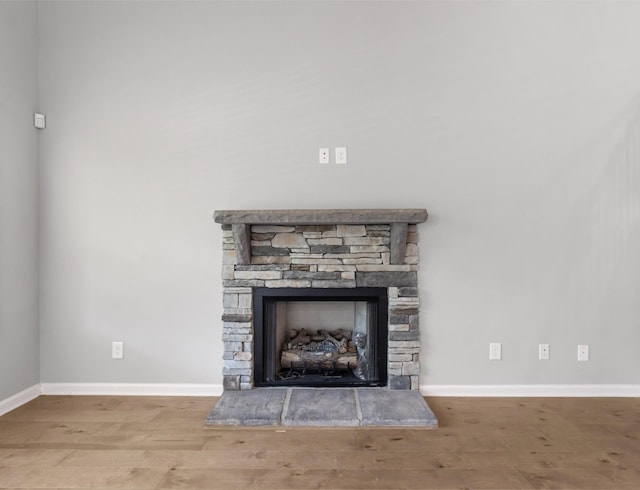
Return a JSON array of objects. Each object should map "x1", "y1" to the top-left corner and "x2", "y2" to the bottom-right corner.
[{"x1": 1, "y1": 395, "x2": 639, "y2": 489}]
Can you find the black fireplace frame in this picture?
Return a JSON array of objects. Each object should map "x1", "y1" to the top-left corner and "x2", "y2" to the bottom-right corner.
[{"x1": 253, "y1": 287, "x2": 388, "y2": 388}]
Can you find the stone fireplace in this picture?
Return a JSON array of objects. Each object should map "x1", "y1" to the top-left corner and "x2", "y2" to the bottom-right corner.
[{"x1": 214, "y1": 209, "x2": 427, "y2": 392}]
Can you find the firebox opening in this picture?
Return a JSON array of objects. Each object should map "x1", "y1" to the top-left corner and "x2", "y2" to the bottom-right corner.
[{"x1": 254, "y1": 288, "x2": 388, "y2": 388}]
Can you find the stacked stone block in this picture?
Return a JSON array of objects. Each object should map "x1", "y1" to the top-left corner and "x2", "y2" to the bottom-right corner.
[
  {"x1": 220, "y1": 223, "x2": 421, "y2": 390},
  {"x1": 388, "y1": 286, "x2": 421, "y2": 390}
]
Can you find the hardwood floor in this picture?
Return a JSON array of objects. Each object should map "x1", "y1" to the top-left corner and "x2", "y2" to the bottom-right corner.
[{"x1": 0, "y1": 395, "x2": 638, "y2": 489}]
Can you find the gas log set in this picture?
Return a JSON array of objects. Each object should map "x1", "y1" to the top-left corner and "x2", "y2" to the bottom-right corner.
[{"x1": 279, "y1": 328, "x2": 368, "y2": 379}]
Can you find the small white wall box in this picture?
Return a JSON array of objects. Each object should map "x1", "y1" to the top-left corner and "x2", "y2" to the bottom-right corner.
[{"x1": 34, "y1": 113, "x2": 46, "y2": 129}]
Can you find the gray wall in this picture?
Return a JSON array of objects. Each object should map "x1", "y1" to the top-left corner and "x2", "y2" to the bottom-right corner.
[
  {"x1": 36, "y1": 1, "x2": 640, "y2": 387},
  {"x1": 0, "y1": 1, "x2": 40, "y2": 400}
]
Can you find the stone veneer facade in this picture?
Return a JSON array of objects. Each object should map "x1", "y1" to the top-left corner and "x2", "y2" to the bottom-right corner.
[{"x1": 216, "y1": 211, "x2": 426, "y2": 391}]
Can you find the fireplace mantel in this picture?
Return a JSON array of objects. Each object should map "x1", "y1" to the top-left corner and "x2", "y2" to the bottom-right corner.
[
  {"x1": 214, "y1": 209, "x2": 428, "y2": 265},
  {"x1": 213, "y1": 209, "x2": 428, "y2": 225}
]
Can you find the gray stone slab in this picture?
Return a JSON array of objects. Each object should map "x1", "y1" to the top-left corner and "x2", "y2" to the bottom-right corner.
[
  {"x1": 295, "y1": 225, "x2": 334, "y2": 232},
  {"x1": 356, "y1": 271, "x2": 418, "y2": 288},
  {"x1": 221, "y1": 314, "x2": 252, "y2": 322},
  {"x1": 282, "y1": 388, "x2": 360, "y2": 427},
  {"x1": 232, "y1": 223, "x2": 251, "y2": 265},
  {"x1": 390, "y1": 314, "x2": 409, "y2": 324},
  {"x1": 204, "y1": 387, "x2": 438, "y2": 428},
  {"x1": 388, "y1": 376, "x2": 411, "y2": 390},
  {"x1": 357, "y1": 388, "x2": 438, "y2": 427},
  {"x1": 389, "y1": 331, "x2": 420, "y2": 341},
  {"x1": 282, "y1": 271, "x2": 340, "y2": 280},
  {"x1": 390, "y1": 222, "x2": 409, "y2": 265},
  {"x1": 251, "y1": 246, "x2": 290, "y2": 256},
  {"x1": 398, "y1": 287, "x2": 419, "y2": 297},
  {"x1": 205, "y1": 389, "x2": 287, "y2": 426},
  {"x1": 311, "y1": 280, "x2": 357, "y2": 288},
  {"x1": 309, "y1": 245, "x2": 351, "y2": 254}
]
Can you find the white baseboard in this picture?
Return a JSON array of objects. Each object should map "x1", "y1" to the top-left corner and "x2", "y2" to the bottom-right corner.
[
  {"x1": 421, "y1": 384, "x2": 640, "y2": 397},
  {"x1": 4, "y1": 384, "x2": 637, "y2": 416},
  {"x1": 40, "y1": 383, "x2": 223, "y2": 397},
  {"x1": 0, "y1": 384, "x2": 41, "y2": 416},
  {"x1": 39, "y1": 383, "x2": 640, "y2": 398}
]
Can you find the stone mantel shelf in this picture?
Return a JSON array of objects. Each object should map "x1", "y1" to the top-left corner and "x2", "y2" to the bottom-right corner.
[
  {"x1": 213, "y1": 209, "x2": 428, "y2": 225},
  {"x1": 214, "y1": 208, "x2": 428, "y2": 265}
]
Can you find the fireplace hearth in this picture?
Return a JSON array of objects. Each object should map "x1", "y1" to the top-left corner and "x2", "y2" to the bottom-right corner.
[{"x1": 208, "y1": 209, "x2": 438, "y2": 427}]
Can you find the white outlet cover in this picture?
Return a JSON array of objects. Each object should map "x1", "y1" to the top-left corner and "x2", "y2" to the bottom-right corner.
[
  {"x1": 34, "y1": 113, "x2": 46, "y2": 129},
  {"x1": 489, "y1": 342, "x2": 502, "y2": 360},
  {"x1": 577, "y1": 344, "x2": 589, "y2": 361},
  {"x1": 539, "y1": 344, "x2": 550, "y2": 360},
  {"x1": 319, "y1": 148, "x2": 329, "y2": 164},
  {"x1": 112, "y1": 341, "x2": 124, "y2": 359}
]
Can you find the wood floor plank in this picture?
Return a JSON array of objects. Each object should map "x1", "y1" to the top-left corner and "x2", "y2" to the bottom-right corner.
[
  {"x1": 202, "y1": 427, "x2": 360, "y2": 451},
  {"x1": 0, "y1": 448, "x2": 73, "y2": 467},
  {"x1": 158, "y1": 468, "x2": 468, "y2": 489},
  {"x1": 57, "y1": 448, "x2": 339, "y2": 470},
  {"x1": 517, "y1": 467, "x2": 634, "y2": 489},
  {"x1": 12, "y1": 467, "x2": 168, "y2": 489},
  {"x1": 335, "y1": 448, "x2": 467, "y2": 471},
  {"x1": 459, "y1": 468, "x2": 535, "y2": 489},
  {"x1": 0, "y1": 467, "x2": 31, "y2": 488},
  {"x1": 3, "y1": 408, "x2": 163, "y2": 424}
]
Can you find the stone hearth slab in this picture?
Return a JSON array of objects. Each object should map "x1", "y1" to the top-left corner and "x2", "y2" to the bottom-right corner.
[
  {"x1": 205, "y1": 388, "x2": 438, "y2": 428},
  {"x1": 283, "y1": 388, "x2": 360, "y2": 427},
  {"x1": 357, "y1": 388, "x2": 438, "y2": 427},
  {"x1": 205, "y1": 388, "x2": 286, "y2": 426}
]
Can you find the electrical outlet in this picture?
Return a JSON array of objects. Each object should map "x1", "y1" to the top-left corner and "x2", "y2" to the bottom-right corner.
[
  {"x1": 577, "y1": 344, "x2": 589, "y2": 361},
  {"x1": 335, "y1": 147, "x2": 347, "y2": 164},
  {"x1": 489, "y1": 342, "x2": 502, "y2": 360},
  {"x1": 539, "y1": 343, "x2": 550, "y2": 360},
  {"x1": 34, "y1": 113, "x2": 46, "y2": 129},
  {"x1": 319, "y1": 148, "x2": 329, "y2": 164},
  {"x1": 112, "y1": 341, "x2": 124, "y2": 359}
]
